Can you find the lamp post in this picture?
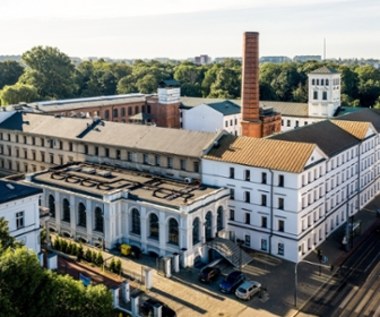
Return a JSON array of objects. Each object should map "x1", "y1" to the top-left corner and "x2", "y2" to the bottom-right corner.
[{"x1": 294, "y1": 259, "x2": 331, "y2": 307}]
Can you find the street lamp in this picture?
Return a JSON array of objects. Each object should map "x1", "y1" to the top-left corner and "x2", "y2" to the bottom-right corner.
[{"x1": 294, "y1": 259, "x2": 332, "y2": 307}]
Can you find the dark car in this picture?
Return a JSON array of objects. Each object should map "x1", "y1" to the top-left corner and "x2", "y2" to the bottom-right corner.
[
  {"x1": 219, "y1": 271, "x2": 246, "y2": 293},
  {"x1": 198, "y1": 266, "x2": 221, "y2": 283},
  {"x1": 141, "y1": 298, "x2": 176, "y2": 317}
]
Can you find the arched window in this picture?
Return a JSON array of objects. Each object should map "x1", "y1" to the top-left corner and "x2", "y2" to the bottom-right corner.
[
  {"x1": 168, "y1": 218, "x2": 179, "y2": 245},
  {"x1": 192, "y1": 218, "x2": 200, "y2": 245},
  {"x1": 131, "y1": 208, "x2": 141, "y2": 235},
  {"x1": 94, "y1": 207, "x2": 103, "y2": 232},
  {"x1": 135, "y1": 106, "x2": 139, "y2": 114},
  {"x1": 49, "y1": 195, "x2": 55, "y2": 218},
  {"x1": 78, "y1": 202, "x2": 86, "y2": 228},
  {"x1": 113, "y1": 108, "x2": 118, "y2": 118},
  {"x1": 326, "y1": 79, "x2": 329, "y2": 85},
  {"x1": 205, "y1": 211, "x2": 212, "y2": 241},
  {"x1": 104, "y1": 110, "x2": 110, "y2": 120},
  {"x1": 149, "y1": 213, "x2": 159, "y2": 240},
  {"x1": 217, "y1": 206, "x2": 224, "y2": 231},
  {"x1": 62, "y1": 199, "x2": 70, "y2": 222}
]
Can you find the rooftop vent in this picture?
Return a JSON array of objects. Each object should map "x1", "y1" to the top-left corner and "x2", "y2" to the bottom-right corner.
[
  {"x1": 81, "y1": 167, "x2": 96, "y2": 174},
  {"x1": 68, "y1": 165, "x2": 81, "y2": 171},
  {"x1": 97, "y1": 170, "x2": 112, "y2": 178}
]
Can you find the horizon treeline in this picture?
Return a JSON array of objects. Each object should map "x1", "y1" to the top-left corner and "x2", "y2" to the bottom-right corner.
[{"x1": 0, "y1": 46, "x2": 379, "y2": 108}]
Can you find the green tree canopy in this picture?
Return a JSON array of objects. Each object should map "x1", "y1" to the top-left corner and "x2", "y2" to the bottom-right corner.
[
  {"x1": 0, "y1": 217, "x2": 113, "y2": 317},
  {"x1": 21, "y1": 46, "x2": 76, "y2": 99},
  {"x1": 0, "y1": 83, "x2": 40, "y2": 105},
  {"x1": 0, "y1": 61, "x2": 24, "y2": 90}
]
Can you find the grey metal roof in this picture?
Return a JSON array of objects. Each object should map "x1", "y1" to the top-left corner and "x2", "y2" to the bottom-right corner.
[
  {"x1": 270, "y1": 120, "x2": 360, "y2": 157},
  {"x1": 0, "y1": 112, "x2": 221, "y2": 158},
  {"x1": 0, "y1": 180, "x2": 42, "y2": 204},
  {"x1": 310, "y1": 66, "x2": 339, "y2": 75},
  {"x1": 206, "y1": 100, "x2": 241, "y2": 115}
]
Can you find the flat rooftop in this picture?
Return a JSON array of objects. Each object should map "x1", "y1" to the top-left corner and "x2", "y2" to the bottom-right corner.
[{"x1": 29, "y1": 163, "x2": 220, "y2": 209}]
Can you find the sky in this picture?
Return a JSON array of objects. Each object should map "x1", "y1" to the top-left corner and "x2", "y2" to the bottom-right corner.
[{"x1": 1, "y1": 0, "x2": 379, "y2": 60}]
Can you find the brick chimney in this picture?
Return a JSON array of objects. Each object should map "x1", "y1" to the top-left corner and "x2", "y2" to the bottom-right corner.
[
  {"x1": 240, "y1": 32, "x2": 281, "y2": 137},
  {"x1": 241, "y1": 32, "x2": 262, "y2": 138}
]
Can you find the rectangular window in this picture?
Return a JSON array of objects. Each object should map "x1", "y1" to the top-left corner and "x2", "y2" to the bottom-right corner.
[
  {"x1": 105, "y1": 148, "x2": 109, "y2": 157},
  {"x1": 94, "y1": 146, "x2": 99, "y2": 156},
  {"x1": 278, "y1": 197, "x2": 284, "y2": 210},
  {"x1": 167, "y1": 157, "x2": 173, "y2": 168},
  {"x1": 278, "y1": 243, "x2": 284, "y2": 256},
  {"x1": 84, "y1": 145, "x2": 88, "y2": 155},
  {"x1": 245, "y1": 170, "x2": 250, "y2": 181},
  {"x1": 278, "y1": 175, "x2": 284, "y2": 187},
  {"x1": 230, "y1": 188, "x2": 235, "y2": 200},
  {"x1": 245, "y1": 213, "x2": 250, "y2": 224},
  {"x1": 143, "y1": 154, "x2": 148, "y2": 164},
  {"x1": 155, "y1": 155, "x2": 160, "y2": 166},
  {"x1": 261, "y1": 216, "x2": 267, "y2": 228},
  {"x1": 261, "y1": 194, "x2": 267, "y2": 206},
  {"x1": 49, "y1": 154, "x2": 54, "y2": 164},
  {"x1": 229, "y1": 167, "x2": 235, "y2": 179},
  {"x1": 244, "y1": 191, "x2": 250, "y2": 203},
  {"x1": 193, "y1": 161, "x2": 199, "y2": 173},
  {"x1": 116, "y1": 150, "x2": 121, "y2": 160},
  {"x1": 127, "y1": 152, "x2": 132, "y2": 162},
  {"x1": 69, "y1": 142, "x2": 73, "y2": 152},
  {"x1": 229, "y1": 209, "x2": 235, "y2": 221},
  {"x1": 287, "y1": 120, "x2": 291, "y2": 127},
  {"x1": 261, "y1": 239, "x2": 268, "y2": 251},
  {"x1": 245, "y1": 235, "x2": 251, "y2": 247},
  {"x1": 225, "y1": 121, "x2": 228, "y2": 127},
  {"x1": 16, "y1": 211, "x2": 24, "y2": 229},
  {"x1": 261, "y1": 172, "x2": 267, "y2": 184},
  {"x1": 278, "y1": 220, "x2": 285, "y2": 232},
  {"x1": 180, "y1": 159, "x2": 186, "y2": 171}
]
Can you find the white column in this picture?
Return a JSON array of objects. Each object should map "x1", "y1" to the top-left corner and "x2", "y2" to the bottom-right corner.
[
  {"x1": 140, "y1": 206, "x2": 147, "y2": 252},
  {"x1": 70, "y1": 195, "x2": 76, "y2": 234},
  {"x1": 55, "y1": 192, "x2": 61, "y2": 232},
  {"x1": 103, "y1": 204, "x2": 110, "y2": 249},
  {"x1": 179, "y1": 216, "x2": 188, "y2": 250},
  {"x1": 86, "y1": 200, "x2": 92, "y2": 239},
  {"x1": 159, "y1": 213, "x2": 166, "y2": 256}
]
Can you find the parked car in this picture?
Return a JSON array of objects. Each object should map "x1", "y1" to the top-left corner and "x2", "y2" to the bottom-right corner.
[
  {"x1": 198, "y1": 266, "x2": 221, "y2": 283},
  {"x1": 235, "y1": 280, "x2": 262, "y2": 300},
  {"x1": 141, "y1": 298, "x2": 176, "y2": 317},
  {"x1": 219, "y1": 271, "x2": 246, "y2": 293}
]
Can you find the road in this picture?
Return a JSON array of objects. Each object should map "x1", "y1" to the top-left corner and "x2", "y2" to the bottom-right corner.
[{"x1": 296, "y1": 227, "x2": 380, "y2": 317}]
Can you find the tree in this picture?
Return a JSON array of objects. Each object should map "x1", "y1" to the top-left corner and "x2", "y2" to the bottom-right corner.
[
  {"x1": 0, "y1": 220, "x2": 113, "y2": 317},
  {"x1": 208, "y1": 67, "x2": 240, "y2": 99},
  {"x1": 0, "y1": 61, "x2": 24, "y2": 90},
  {"x1": 21, "y1": 46, "x2": 76, "y2": 99},
  {"x1": 174, "y1": 63, "x2": 204, "y2": 97},
  {"x1": 0, "y1": 83, "x2": 40, "y2": 105}
]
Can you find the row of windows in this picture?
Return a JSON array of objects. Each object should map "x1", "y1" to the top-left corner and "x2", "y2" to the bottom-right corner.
[
  {"x1": 282, "y1": 119, "x2": 309, "y2": 128},
  {"x1": 225, "y1": 118, "x2": 238, "y2": 128},
  {"x1": 0, "y1": 137, "x2": 200, "y2": 174},
  {"x1": 229, "y1": 168, "x2": 284, "y2": 187},
  {"x1": 311, "y1": 78, "x2": 332, "y2": 86},
  {"x1": 313, "y1": 90, "x2": 328, "y2": 101},
  {"x1": 130, "y1": 207, "x2": 225, "y2": 246},
  {"x1": 49, "y1": 196, "x2": 104, "y2": 233},
  {"x1": 229, "y1": 210, "x2": 285, "y2": 232},
  {"x1": 103, "y1": 105, "x2": 151, "y2": 120}
]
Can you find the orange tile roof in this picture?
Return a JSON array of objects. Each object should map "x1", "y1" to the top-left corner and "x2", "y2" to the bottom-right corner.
[
  {"x1": 204, "y1": 135, "x2": 317, "y2": 173},
  {"x1": 331, "y1": 120, "x2": 371, "y2": 140}
]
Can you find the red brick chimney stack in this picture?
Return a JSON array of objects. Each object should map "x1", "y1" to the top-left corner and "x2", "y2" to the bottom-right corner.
[{"x1": 242, "y1": 32, "x2": 260, "y2": 122}]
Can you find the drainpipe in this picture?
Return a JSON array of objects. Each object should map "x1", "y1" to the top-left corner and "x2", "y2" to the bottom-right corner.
[{"x1": 269, "y1": 169, "x2": 274, "y2": 255}]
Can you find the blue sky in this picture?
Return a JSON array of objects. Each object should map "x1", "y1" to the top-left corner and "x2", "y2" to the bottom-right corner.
[{"x1": 1, "y1": 0, "x2": 379, "y2": 59}]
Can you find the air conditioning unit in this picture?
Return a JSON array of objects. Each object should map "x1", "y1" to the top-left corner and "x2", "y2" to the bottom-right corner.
[{"x1": 184, "y1": 177, "x2": 192, "y2": 184}]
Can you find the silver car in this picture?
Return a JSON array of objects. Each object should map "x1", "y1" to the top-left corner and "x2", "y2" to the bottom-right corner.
[{"x1": 235, "y1": 280, "x2": 262, "y2": 300}]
